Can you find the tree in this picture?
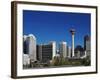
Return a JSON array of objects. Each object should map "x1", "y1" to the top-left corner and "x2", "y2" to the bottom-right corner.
[{"x1": 81, "y1": 56, "x2": 91, "y2": 66}]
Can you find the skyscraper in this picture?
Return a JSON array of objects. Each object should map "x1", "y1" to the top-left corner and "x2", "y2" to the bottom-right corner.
[
  {"x1": 75, "y1": 45, "x2": 84, "y2": 58},
  {"x1": 37, "y1": 42, "x2": 56, "y2": 63},
  {"x1": 37, "y1": 44, "x2": 42, "y2": 61},
  {"x1": 23, "y1": 35, "x2": 28, "y2": 54},
  {"x1": 24, "y1": 34, "x2": 37, "y2": 62},
  {"x1": 49, "y1": 41, "x2": 56, "y2": 58},
  {"x1": 84, "y1": 35, "x2": 91, "y2": 57},
  {"x1": 59, "y1": 42, "x2": 67, "y2": 58},
  {"x1": 67, "y1": 46, "x2": 71, "y2": 58}
]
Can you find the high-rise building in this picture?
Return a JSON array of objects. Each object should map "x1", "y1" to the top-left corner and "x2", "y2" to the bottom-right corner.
[
  {"x1": 59, "y1": 42, "x2": 67, "y2": 58},
  {"x1": 23, "y1": 34, "x2": 37, "y2": 62},
  {"x1": 37, "y1": 44, "x2": 42, "y2": 61},
  {"x1": 84, "y1": 35, "x2": 91, "y2": 57},
  {"x1": 75, "y1": 45, "x2": 84, "y2": 58},
  {"x1": 42, "y1": 44, "x2": 52, "y2": 62},
  {"x1": 37, "y1": 42, "x2": 56, "y2": 63},
  {"x1": 23, "y1": 35, "x2": 29, "y2": 54},
  {"x1": 49, "y1": 41, "x2": 56, "y2": 58},
  {"x1": 67, "y1": 46, "x2": 71, "y2": 58}
]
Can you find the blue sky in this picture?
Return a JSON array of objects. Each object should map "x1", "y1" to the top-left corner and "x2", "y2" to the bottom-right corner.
[{"x1": 23, "y1": 10, "x2": 91, "y2": 47}]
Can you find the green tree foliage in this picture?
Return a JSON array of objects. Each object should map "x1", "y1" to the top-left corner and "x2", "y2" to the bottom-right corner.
[{"x1": 81, "y1": 56, "x2": 91, "y2": 66}]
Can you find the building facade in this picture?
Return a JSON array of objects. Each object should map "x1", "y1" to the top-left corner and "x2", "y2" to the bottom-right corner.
[
  {"x1": 23, "y1": 34, "x2": 37, "y2": 62},
  {"x1": 23, "y1": 54, "x2": 30, "y2": 68},
  {"x1": 37, "y1": 42, "x2": 56, "y2": 63},
  {"x1": 84, "y1": 35, "x2": 91, "y2": 57},
  {"x1": 59, "y1": 42, "x2": 67, "y2": 58},
  {"x1": 37, "y1": 44, "x2": 42, "y2": 62},
  {"x1": 67, "y1": 46, "x2": 71, "y2": 58}
]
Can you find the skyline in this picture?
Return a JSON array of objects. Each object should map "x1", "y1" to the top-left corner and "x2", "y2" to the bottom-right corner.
[{"x1": 23, "y1": 10, "x2": 91, "y2": 47}]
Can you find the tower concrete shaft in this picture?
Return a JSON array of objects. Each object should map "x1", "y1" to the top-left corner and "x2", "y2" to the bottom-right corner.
[
  {"x1": 70, "y1": 29, "x2": 75, "y2": 57},
  {"x1": 72, "y1": 34, "x2": 75, "y2": 57}
]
